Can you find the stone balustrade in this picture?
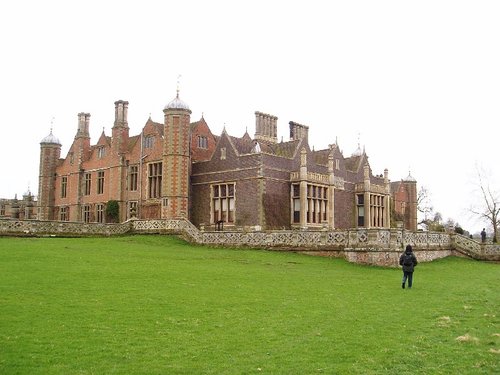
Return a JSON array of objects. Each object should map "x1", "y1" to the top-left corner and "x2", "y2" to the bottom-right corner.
[{"x1": 1, "y1": 218, "x2": 498, "y2": 265}]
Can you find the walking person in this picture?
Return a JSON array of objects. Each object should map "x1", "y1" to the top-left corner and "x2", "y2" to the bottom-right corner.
[{"x1": 399, "y1": 245, "x2": 418, "y2": 289}]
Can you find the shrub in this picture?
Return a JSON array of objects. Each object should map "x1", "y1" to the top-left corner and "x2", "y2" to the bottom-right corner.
[{"x1": 106, "y1": 200, "x2": 119, "y2": 223}]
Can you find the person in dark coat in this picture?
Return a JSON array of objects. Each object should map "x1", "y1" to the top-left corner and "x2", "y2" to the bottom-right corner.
[{"x1": 399, "y1": 244, "x2": 418, "y2": 289}]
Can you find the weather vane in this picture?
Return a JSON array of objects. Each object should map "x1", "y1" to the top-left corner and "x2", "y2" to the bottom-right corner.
[{"x1": 176, "y1": 74, "x2": 182, "y2": 97}]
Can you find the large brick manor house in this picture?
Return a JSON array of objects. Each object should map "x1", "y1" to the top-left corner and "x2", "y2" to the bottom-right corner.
[{"x1": 37, "y1": 90, "x2": 417, "y2": 231}]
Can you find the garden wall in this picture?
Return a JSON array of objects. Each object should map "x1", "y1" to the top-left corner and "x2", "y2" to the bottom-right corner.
[{"x1": 1, "y1": 218, "x2": 498, "y2": 265}]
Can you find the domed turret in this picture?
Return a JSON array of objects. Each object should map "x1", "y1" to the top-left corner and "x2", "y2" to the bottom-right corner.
[
  {"x1": 164, "y1": 91, "x2": 190, "y2": 111},
  {"x1": 40, "y1": 129, "x2": 61, "y2": 145},
  {"x1": 39, "y1": 128, "x2": 61, "y2": 220},
  {"x1": 403, "y1": 171, "x2": 416, "y2": 182},
  {"x1": 162, "y1": 86, "x2": 192, "y2": 220}
]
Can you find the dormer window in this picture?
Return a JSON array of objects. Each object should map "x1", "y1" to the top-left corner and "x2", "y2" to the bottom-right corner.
[
  {"x1": 220, "y1": 147, "x2": 226, "y2": 160},
  {"x1": 197, "y1": 135, "x2": 208, "y2": 149},
  {"x1": 144, "y1": 135, "x2": 154, "y2": 149},
  {"x1": 97, "y1": 146, "x2": 106, "y2": 159}
]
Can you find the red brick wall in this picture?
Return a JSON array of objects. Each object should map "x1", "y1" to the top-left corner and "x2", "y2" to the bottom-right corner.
[{"x1": 191, "y1": 118, "x2": 216, "y2": 162}]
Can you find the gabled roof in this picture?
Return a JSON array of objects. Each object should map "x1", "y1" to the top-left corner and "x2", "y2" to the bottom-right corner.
[
  {"x1": 96, "y1": 131, "x2": 111, "y2": 147},
  {"x1": 227, "y1": 134, "x2": 253, "y2": 155},
  {"x1": 235, "y1": 137, "x2": 301, "y2": 159},
  {"x1": 344, "y1": 153, "x2": 366, "y2": 173},
  {"x1": 268, "y1": 139, "x2": 302, "y2": 158},
  {"x1": 128, "y1": 135, "x2": 140, "y2": 152},
  {"x1": 312, "y1": 149, "x2": 331, "y2": 166}
]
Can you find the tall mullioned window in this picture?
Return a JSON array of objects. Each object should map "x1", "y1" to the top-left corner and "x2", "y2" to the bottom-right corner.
[
  {"x1": 291, "y1": 183, "x2": 328, "y2": 224},
  {"x1": 61, "y1": 176, "x2": 67, "y2": 198},
  {"x1": 197, "y1": 135, "x2": 208, "y2": 149},
  {"x1": 84, "y1": 173, "x2": 92, "y2": 195},
  {"x1": 148, "y1": 162, "x2": 162, "y2": 198},
  {"x1": 292, "y1": 184, "x2": 300, "y2": 223},
  {"x1": 83, "y1": 204, "x2": 91, "y2": 223},
  {"x1": 97, "y1": 146, "x2": 106, "y2": 159},
  {"x1": 369, "y1": 194, "x2": 385, "y2": 228},
  {"x1": 96, "y1": 203, "x2": 105, "y2": 223},
  {"x1": 97, "y1": 171, "x2": 105, "y2": 194},
  {"x1": 357, "y1": 194, "x2": 365, "y2": 227},
  {"x1": 128, "y1": 165, "x2": 138, "y2": 191},
  {"x1": 212, "y1": 183, "x2": 235, "y2": 224},
  {"x1": 60, "y1": 206, "x2": 69, "y2": 221},
  {"x1": 144, "y1": 135, "x2": 154, "y2": 149}
]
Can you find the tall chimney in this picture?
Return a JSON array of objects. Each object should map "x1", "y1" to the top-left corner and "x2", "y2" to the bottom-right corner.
[
  {"x1": 114, "y1": 100, "x2": 129, "y2": 128},
  {"x1": 112, "y1": 100, "x2": 130, "y2": 154},
  {"x1": 254, "y1": 111, "x2": 278, "y2": 143},
  {"x1": 289, "y1": 121, "x2": 309, "y2": 144},
  {"x1": 75, "y1": 112, "x2": 90, "y2": 138}
]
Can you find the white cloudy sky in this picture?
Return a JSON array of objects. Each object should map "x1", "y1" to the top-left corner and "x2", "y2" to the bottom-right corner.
[{"x1": 0, "y1": 0, "x2": 498, "y2": 232}]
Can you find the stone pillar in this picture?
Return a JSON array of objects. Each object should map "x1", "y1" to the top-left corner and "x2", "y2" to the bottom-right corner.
[
  {"x1": 328, "y1": 153, "x2": 335, "y2": 229},
  {"x1": 299, "y1": 148, "x2": 308, "y2": 229},
  {"x1": 363, "y1": 164, "x2": 371, "y2": 229},
  {"x1": 384, "y1": 168, "x2": 390, "y2": 228}
]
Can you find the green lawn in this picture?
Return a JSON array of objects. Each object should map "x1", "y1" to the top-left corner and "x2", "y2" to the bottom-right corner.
[{"x1": 0, "y1": 235, "x2": 498, "y2": 374}]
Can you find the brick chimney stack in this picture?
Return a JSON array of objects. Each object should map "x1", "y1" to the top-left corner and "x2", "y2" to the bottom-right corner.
[
  {"x1": 114, "y1": 100, "x2": 129, "y2": 128},
  {"x1": 254, "y1": 111, "x2": 278, "y2": 143},
  {"x1": 289, "y1": 121, "x2": 309, "y2": 144},
  {"x1": 75, "y1": 112, "x2": 90, "y2": 139},
  {"x1": 112, "y1": 100, "x2": 130, "y2": 154}
]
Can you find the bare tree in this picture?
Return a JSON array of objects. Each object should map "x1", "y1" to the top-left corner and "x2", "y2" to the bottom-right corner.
[
  {"x1": 417, "y1": 186, "x2": 433, "y2": 225},
  {"x1": 470, "y1": 167, "x2": 499, "y2": 242}
]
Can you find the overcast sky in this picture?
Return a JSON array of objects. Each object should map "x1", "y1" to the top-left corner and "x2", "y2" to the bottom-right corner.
[{"x1": 1, "y1": 0, "x2": 498, "y2": 232}]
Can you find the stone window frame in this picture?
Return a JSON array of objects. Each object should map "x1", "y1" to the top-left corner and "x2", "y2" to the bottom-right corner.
[
  {"x1": 143, "y1": 135, "x2": 154, "y2": 149},
  {"x1": 96, "y1": 203, "x2": 105, "y2": 223},
  {"x1": 369, "y1": 194, "x2": 386, "y2": 228},
  {"x1": 128, "y1": 165, "x2": 138, "y2": 191},
  {"x1": 148, "y1": 162, "x2": 162, "y2": 198},
  {"x1": 59, "y1": 206, "x2": 69, "y2": 221},
  {"x1": 357, "y1": 194, "x2": 365, "y2": 227},
  {"x1": 61, "y1": 176, "x2": 68, "y2": 198},
  {"x1": 84, "y1": 173, "x2": 92, "y2": 196},
  {"x1": 97, "y1": 170, "x2": 105, "y2": 195},
  {"x1": 291, "y1": 184, "x2": 300, "y2": 224},
  {"x1": 97, "y1": 146, "x2": 106, "y2": 159},
  {"x1": 197, "y1": 135, "x2": 208, "y2": 149},
  {"x1": 211, "y1": 182, "x2": 235, "y2": 224},
  {"x1": 291, "y1": 182, "x2": 329, "y2": 225},
  {"x1": 82, "y1": 204, "x2": 92, "y2": 223}
]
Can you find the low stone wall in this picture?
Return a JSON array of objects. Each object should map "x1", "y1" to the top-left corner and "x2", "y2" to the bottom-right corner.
[
  {"x1": 0, "y1": 218, "x2": 131, "y2": 236},
  {"x1": 129, "y1": 219, "x2": 499, "y2": 264},
  {"x1": 1, "y1": 218, "x2": 498, "y2": 265},
  {"x1": 300, "y1": 248, "x2": 457, "y2": 267}
]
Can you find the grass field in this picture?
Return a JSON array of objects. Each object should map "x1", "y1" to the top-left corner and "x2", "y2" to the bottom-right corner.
[{"x1": 0, "y1": 235, "x2": 498, "y2": 374}]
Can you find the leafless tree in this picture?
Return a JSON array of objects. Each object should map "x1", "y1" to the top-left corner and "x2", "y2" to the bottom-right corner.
[
  {"x1": 417, "y1": 186, "x2": 433, "y2": 225},
  {"x1": 470, "y1": 167, "x2": 499, "y2": 242}
]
